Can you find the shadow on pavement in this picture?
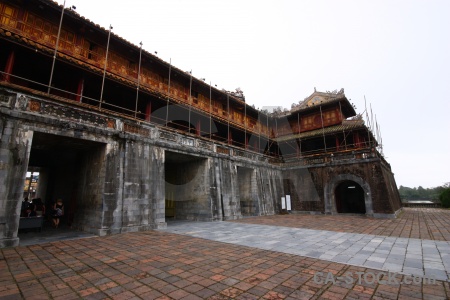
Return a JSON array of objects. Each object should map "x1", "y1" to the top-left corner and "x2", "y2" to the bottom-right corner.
[{"x1": 18, "y1": 219, "x2": 96, "y2": 247}]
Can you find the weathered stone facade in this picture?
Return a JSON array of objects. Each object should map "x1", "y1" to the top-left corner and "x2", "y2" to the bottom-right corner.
[
  {"x1": 284, "y1": 155, "x2": 402, "y2": 218},
  {"x1": 0, "y1": 0, "x2": 402, "y2": 248},
  {"x1": 0, "y1": 88, "x2": 287, "y2": 247},
  {"x1": 0, "y1": 87, "x2": 402, "y2": 248}
]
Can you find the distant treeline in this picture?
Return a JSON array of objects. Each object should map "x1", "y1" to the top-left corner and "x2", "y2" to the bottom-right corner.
[{"x1": 398, "y1": 184, "x2": 449, "y2": 201}]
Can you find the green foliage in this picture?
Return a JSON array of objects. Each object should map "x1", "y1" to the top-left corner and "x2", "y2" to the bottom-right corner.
[
  {"x1": 439, "y1": 188, "x2": 450, "y2": 208},
  {"x1": 398, "y1": 184, "x2": 448, "y2": 201}
]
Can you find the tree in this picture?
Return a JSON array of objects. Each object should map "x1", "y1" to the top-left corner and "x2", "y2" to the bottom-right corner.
[
  {"x1": 439, "y1": 188, "x2": 450, "y2": 208},
  {"x1": 398, "y1": 184, "x2": 448, "y2": 201}
]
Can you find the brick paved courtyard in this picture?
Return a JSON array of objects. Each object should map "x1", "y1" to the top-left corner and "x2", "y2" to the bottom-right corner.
[
  {"x1": 233, "y1": 208, "x2": 450, "y2": 241},
  {"x1": 1, "y1": 208, "x2": 449, "y2": 299}
]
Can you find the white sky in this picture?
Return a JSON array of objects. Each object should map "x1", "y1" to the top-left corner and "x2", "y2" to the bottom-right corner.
[{"x1": 54, "y1": 0, "x2": 450, "y2": 188}]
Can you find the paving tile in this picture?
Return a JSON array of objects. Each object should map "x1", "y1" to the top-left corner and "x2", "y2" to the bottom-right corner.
[
  {"x1": 404, "y1": 259, "x2": 423, "y2": 269},
  {"x1": 5, "y1": 208, "x2": 450, "y2": 299}
]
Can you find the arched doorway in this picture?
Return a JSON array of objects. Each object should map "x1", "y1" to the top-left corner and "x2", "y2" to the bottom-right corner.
[{"x1": 335, "y1": 180, "x2": 366, "y2": 214}]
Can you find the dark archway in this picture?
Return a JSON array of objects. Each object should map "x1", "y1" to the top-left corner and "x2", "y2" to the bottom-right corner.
[
  {"x1": 18, "y1": 131, "x2": 106, "y2": 244},
  {"x1": 335, "y1": 180, "x2": 366, "y2": 214},
  {"x1": 164, "y1": 151, "x2": 209, "y2": 221}
]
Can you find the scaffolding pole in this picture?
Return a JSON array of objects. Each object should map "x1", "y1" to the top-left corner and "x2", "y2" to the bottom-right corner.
[
  {"x1": 134, "y1": 42, "x2": 143, "y2": 118},
  {"x1": 188, "y1": 70, "x2": 192, "y2": 133},
  {"x1": 99, "y1": 25, "x2": 113, "y2": 108},
  {"x1": 48, "y1": 0, "x2": 66, "y2": 95},
  {"x1": 339, "y1": 101, "x2": 347, "y2": 150},
  {"x1": 297, "y1": 112, "x2": 301, "y2": 157},
  {"x1": 209, "y1": 81, "x2": 212, "y2": 140},
  {"x1": 165, "y1": 58, "x2": 172, "y2": 126},
  {"x1": 320, "y1": 106, "x2": 327, "y2": 152},
  {"x1": 227, "y1": 94, "x2": 230, "y2": 145}
]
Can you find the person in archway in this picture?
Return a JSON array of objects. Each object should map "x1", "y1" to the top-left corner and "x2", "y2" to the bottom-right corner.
[
  {"x1": 21, "y1": 197, "x2": 29, "y2": 217},
  {"x1": 24, "y1": 201, "x2": 36, "y2": 217},
  {"x1": 52, "y1": 199, "x2": 64, "y2": 228},
  {"x1": 33, "y1": 198, "x2": 45, "y2": 217}
]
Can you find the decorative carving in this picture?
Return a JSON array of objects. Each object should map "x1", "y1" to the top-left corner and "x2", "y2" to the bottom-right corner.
[
  {"x1": 303, "y1": 157, "x2": 325, "y2": 165},
  {"x1": 234, "y1": 150, "x2": 244, "y2": 157},
  {"x1": 124, "y1": 123, "x2": 150, "y2": 136},
  {"x1": 28, "y1": 100, "x2": 41, "y2": 112},
  {"x1": 0, "y1": 95, "x2": 10, "y2": 104},
  {"x1": 216, "y1": 146, "x2": 229, "y2": 155},
  {"x1": 16, "y1": 95, "x2": 28, "y2": 110},
  {"x1": 61, "y1": 122, "x2": 75, "y2": 130},
  {"x1": 107, "y1": 119, "x2": 116, "y2": 129},
  {"x1": 41, "y1": 103, "x2": 108, "y2": 127},
  {"x1": 197, "y1": 140, "x2": 212, "y2": 151},
  {"x1": 159, "y1": 131, "x2": 177, "y2": 142},
  {"x1": 181, "y1": 137, "x2": 194, "y2": 146}
]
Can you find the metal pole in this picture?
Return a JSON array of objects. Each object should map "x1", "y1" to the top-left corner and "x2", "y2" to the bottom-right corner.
[
  {"x1": 339, "y1": 101, "x2": 347, "y2": 150},
  {"x1": 275, "y1": 118, "x2": 278, "y2": 156},
  {"x1": 134, "y1": 41, "x2": 143, "y2": 118},
  {"x1": 379, "y1": 123, "x2": 384, "y2": 156},
  {"x1": 258, "y1": 111, "x2": 261, "y2": 153},
  {"x1": 99, "y1": 25, "x2": 112, "y2": 108},
  {"x1": 209, "y1": 81, "x2": 212, "y2": 140},
  {"x1": 370, "y1": 103, "x2": 374, "y2": 133},
  {"x1": 244, "y1": 103, "x2": 247, "y2": 149},
  {"x1": 227, "y1": 94, "x2": 230, "y2": 145},
  {"x1": 364, "y1": 96, "x2": 371, "y2": 148},
  {"x1": 48, "y1": 0, "x2": 66, "y2": 94},
  {"x1": 375, "y1": 114, "x2": 380, "y2": 148},
  {"x1": 165, "y1": 58, "x2": 171, "y2": 126},
  {"x1": 297, "y1": 112, "x2": 301, "y2": 157},
  {"x1": 266, "y1": 112, "x2": 269, "y2": 155},
  {"x1": 188, "y1": 70, "x2": 192, "y2": 133},
  {"x1": 320, "y1": 106, "x2": 327, "y2": 152}
]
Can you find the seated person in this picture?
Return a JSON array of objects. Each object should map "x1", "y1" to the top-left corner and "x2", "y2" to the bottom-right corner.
[
  {"x1": 52, "y1": 199, "x2": 64, "y2": 228},
  {"x1": 33, "y1": 198, "x2": 45, "y2": 217},
  {"x1": 24, "y1": 202, "x2": 36, "y2": 217}
]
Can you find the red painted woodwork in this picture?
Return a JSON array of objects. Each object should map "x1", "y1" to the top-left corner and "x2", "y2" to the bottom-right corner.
[
  {"x1": 75, "y1": 78, "x2": 83, "y2": 102},
  {"x1": 145, "y1": 102, "x2": 151, "y2": 122},
  {"x1": 3, "y1": 50, "x2": 15, "y2": 82}
]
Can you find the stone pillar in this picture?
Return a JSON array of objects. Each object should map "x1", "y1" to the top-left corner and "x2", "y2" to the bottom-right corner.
[
  {"x1": 220, "y1": 161, "x2": 242, "y2": 220},
  {"x1": 151, "y1": 147, "x2": 166, "y2": 228},
  {"x1": 0, "y1": 119, "x2": 33, "y2": 248}
]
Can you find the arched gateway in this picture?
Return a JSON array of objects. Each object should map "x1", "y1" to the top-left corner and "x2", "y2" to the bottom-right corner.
[
  {"x1": 335, "y1": 180, "x2": 366, "y2": 213},
  {"x1": 324, "y1": 174, "x2": 373, "y2": 216}
]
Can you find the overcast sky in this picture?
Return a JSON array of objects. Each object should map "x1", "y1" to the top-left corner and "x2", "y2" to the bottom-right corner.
[{"x1": 54, "y1": 0, "x2": 450, "y2": 188}]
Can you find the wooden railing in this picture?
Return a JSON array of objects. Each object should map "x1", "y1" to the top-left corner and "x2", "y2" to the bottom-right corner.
[{"x1": 0, "y1": 4, "x2": 268, "y2": 137}]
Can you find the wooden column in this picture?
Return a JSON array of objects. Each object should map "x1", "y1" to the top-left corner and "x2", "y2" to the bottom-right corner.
[
  {"x1": 145, "y1": 102, "x2": 151, "y2": 122},
  {"x1": 196, "y1": 120, "x2": 201, "y2": 136},
  {"x1": 75, "y1": 78, "x2": 84, "y2": 102},
  {"x1": 2, "y1": 51, "x2": 15, "y2": 82},
  {"x1": 354, "y1": 132, "x2": 360, "y2": 148}
]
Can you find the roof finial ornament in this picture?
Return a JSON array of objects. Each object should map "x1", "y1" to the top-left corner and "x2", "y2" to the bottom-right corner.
[{"x1": 314, "y1": 87, "x2": 316, "y2": 92}]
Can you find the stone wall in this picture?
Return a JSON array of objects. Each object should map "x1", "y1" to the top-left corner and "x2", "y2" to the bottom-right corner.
[
  {"x1": 0, "y1": 118, "x2": 32, "y2": 247},
  {"x1": 0, "y1": 88, "x2": 286, "y2": 247},
  {"x1": 0, "y1": 87, "x2": 402, "y2": 247},
  {"x1": 283, "y1": 158, "x2": 402, "y2": 217}
]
